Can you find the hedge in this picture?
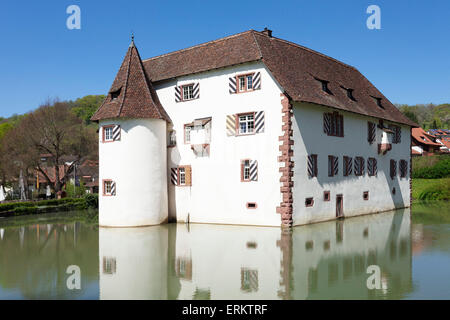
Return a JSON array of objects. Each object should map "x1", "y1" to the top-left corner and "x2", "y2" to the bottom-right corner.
[
  {"x1": 0, "y1": 194, "x2": 98, "y2": 217},
  {"x1": 412, "y1": 155, "x2": 450, "y2": 179}
]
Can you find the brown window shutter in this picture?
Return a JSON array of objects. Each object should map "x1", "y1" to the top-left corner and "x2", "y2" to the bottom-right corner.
[{"x1": 185, "y1": 165, "x2": 192, "y2": 186}]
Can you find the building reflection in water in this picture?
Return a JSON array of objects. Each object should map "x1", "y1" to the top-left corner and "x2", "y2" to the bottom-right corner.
[{"x1": 99, "y1": 208, "x2": 413, "y2": 299}]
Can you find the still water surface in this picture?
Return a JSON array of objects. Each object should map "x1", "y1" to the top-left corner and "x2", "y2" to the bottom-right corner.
[{"x1": 0, "y1": 203, "x2": 449, "y2": 299}]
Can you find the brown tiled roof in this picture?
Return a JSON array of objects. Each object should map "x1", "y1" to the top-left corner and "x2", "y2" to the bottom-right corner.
[
  {"x1": 91, "y1": 41, "x2": 170, "y2": 122},
  {"x1": 143, "y1": 30, "x2": 417, "y2": 127}
]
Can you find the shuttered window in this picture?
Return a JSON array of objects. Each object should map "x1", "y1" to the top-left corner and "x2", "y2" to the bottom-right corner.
[
  {"x1": 323, "y1": 112, "x2": 344, "y2": 137},
  {"x1": 226, "y1": 111, "x2": 265, "y2": 136},
  {"x1": 368, "y1": 158, "x2": 377, "y2": 176},
  {"x1": 328, "y1": 155, "x2": 338, "y2": 177},
  {"x1": 393, "y1": 126, "x2": 401, "y2": 144},
  {"x1": 175, "y1": 83, "x2": 200, "y2": 102},
  {"x1": 103, "y1": 125, "x2": 121, "y2": 142},
  {"x1": 399, "y1": 159, "x2": 408, "y2": 178},
  {"x1": 343, "y1": 156, "x2": 353, "y2": 176},
  {"x1": 355, "y1": 156, "x2": 365, "y2": 176},
  {"x1": 230, "y1": 72, "x2": 261, "y2": 94},
  {"x1": 390, "y1": 159, "x2": 397, "y2": 179},
  {"x1": 368, "y1": 122, "x2": 376, "y2": 144},
  {"x1": 307, "y1": 154, "x2": 318, "y2": 178},
  {"x1": 103, "y1": 180, "x2": 116, "y2": 196},
  {"x1": 241, "y1": 160, "x2": 258, "y2": 182},
  {"x1": 171, "y1": 166, "x2": 192, "y2": 186}
]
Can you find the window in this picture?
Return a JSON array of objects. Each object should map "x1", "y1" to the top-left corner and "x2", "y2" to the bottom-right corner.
[
  {"x1": 242, "y1": 160, "x2": 250, "y2": 181},
  {"x1": 241, "y1": 268, "x2": 258, "y2": 292},
  {"x1": 103, "y1": 180, "x2": 115, "y2": 196},
  {"x1": 246, "y1": 202, "x2": 257, "y2": 209},
  {"x1": 392, "y1": 125, "x2": 401, "y2": 144},
  {"x1": 363, "y1": 191, "x2": 369, "y2": 201},
  {"x1": 103, "y1": 257, "x2": 117, "y2": 275},
  {"x1": 354, "y1": 157, "x2": 365, "y2": 176},
  {"x1": 168, "y1": 130, "x2": 176, "y2": 147},
  {"x1": 316, "y1": 78, "x2": 332, "y2": 94},
  {"x1": 237, "y1": 74, "x2": 254, "y2": 93},
  {"x1": 307, "y1": 154, "x2": 318, "y2": 178},
  {"x1": 400, "y1": 159, "x2": 408, "y2": 178},
  {"x1": 371, "y1": 96, "x2": 384, "y2": 109},
  {"x1": 104, "y1": 126, "x2": 113, "y2": 142},
  {"x1": 390, "y1": 159, "x2": 397, "y2": 179},
  {"x1": 182, "y1": 84, "x2": 194, "y2": 101},
  {"x1": 323, "y1": 112, "x2": 344, "y2": 137},
  {"x1": 368, "y1": 122, "x2": 376, "y2": 144},
  {"x1": 179, "y1": 167, "x2": 186, "y2": 185},
  {"x1": 238, "y1": 113, "x2": 255, "y2": 135},
  {"x1": 184, "y1": 125, "x2": 192, "y2": 144},
  {"x1": 341, "y1": 86, "x2": 356, "y2": 101},
  {"x1": 343, "y1": 156, "x2": 353, "y2": 176},
  {"x1": 328, "y1": 155, "x2": 338, "y2": 177},
  {"x1": 305, "y1": 197, "x2": 314, "y2": 207},
  {"x1": 110, "y1": 88, "x2": 121, "y2": 100},
  {"x1": 324, "y1": 191, "x2": 330, "y2": 201},
  {"x1": 368, "y1": 158, "x2": 377, "y2": 176}
]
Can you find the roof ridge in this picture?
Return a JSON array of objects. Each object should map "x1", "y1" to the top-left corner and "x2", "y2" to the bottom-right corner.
[
  {"x1": 117, "y1": 46, "x2": 133, "y2": 117},
  {"x1": 253, "y1": 31, "x2": 358, "y2": 71},
  {"x1": 142, "y1": 30, "x2": 255, "y2": 62}
]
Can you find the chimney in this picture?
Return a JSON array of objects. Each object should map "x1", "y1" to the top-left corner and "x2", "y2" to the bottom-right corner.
[{"x1": 262, "y1": 27, "x2": 272, "y2": 37}]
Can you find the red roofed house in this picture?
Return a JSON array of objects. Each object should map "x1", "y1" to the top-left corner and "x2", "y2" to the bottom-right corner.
[
  {"x1": 411, "y1": 128, "x2": 442, "y2": 156},
  {"x1": 91, "y1": 29, "x2": 417, "y2": 227}
]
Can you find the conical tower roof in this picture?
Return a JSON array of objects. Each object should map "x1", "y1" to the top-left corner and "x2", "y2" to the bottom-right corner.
[{"x1": 91, "y1": 40, "x2": 170, "y2": 122}]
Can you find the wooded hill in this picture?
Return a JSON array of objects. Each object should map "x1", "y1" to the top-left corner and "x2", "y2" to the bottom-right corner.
[{"x1": 396, "y1": 103, "x2": 450, "y2": 129}]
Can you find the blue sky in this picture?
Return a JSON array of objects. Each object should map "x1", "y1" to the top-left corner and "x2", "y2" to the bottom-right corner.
[{"x1": 0, "y1": 0, "x2": 449, "y2": 118}]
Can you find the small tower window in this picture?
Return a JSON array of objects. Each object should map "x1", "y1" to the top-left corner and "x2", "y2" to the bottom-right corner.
[{"x1": 111, "y1": 88, "x2": 121, "y2": 101}]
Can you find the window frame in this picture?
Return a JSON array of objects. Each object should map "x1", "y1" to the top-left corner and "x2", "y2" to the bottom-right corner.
[
  {"x1": 102, "y1": 125, "x2": 115, "y2": 143},
  {"x1": 176, "y1": 165, "x2": 192, "y2": 187},
  {"x1": 168, "y1": 130, "x2": 176, "y2": 147},
  {"x1": 181, "y1": 83, "x2": 195, "y2": 101},
  {"x1": 184, "y1": 124, "x2": 193, "y2": 144},
  {"x1": 241, "y1": 159, "x2": 251, "y2": 182},
  {"x1": 324, "y1": 191, "x2": 330, "y2": 201},
  {"x1": 355, "y1": 156, "x2": 365, "y2": 176},
  {"x1": 305, "y1": 197, "x2": 314, "y2": 207},
  {"x1": 102, "y1": 179, "x2": 113, "y2": 196},
  {"x1": 324, "y1": 112, "x2": 344, "y2": 137},
  {"x1": 236, "y1": 112, "x2": 256, "y2": 136},
  {"x1": 368, "y1": 157, "x2": 377, "y2": 177},
  {"x1": 236, "y1": 73, "x2": 255, "y2": 93}
]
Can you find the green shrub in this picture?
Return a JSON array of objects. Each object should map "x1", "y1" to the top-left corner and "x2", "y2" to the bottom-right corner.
[
  {"x1": 64, "y1": 181, "x2": 87, "y2": 198},
  {"x1": 83, "y1": 193, "x2": 98, "y2": 209},
  {"x1": 418, "y1": 179, "x2": 450, "y2": 201},
  {"x1": 412, "y1": 155, "x2": 450, "y2": 179}
]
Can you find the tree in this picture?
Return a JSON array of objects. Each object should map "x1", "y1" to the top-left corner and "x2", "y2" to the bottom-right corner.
[
  {"x1": 70, "y1": 95, "x2": 105, "y2": 125},
  {"x1": 2, "y1": 100, "x2": 98, "y2": 194}
]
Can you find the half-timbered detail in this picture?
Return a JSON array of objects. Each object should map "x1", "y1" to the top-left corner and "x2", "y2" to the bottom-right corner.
[
  {"x1": 354, "y1": 157, "x2": 365, "y2": 176},
  {"x1": 307, "y1": 154, "x2": 318, "y2": 178},
  {"x1": 390, "y1": 160, "x2": 397, "y2": 179},
  {"x1": 399, "y1": 159, "x2": 408, "y2": 178},
  {"x1": 328, "y1": 155, "x2": 338, "y2": 177},
  {"x1": 92, "y1": 29, "x2": 415, "y2": 228}
]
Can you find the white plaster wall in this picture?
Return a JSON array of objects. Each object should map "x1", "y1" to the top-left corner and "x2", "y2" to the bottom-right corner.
[
  {"x1": 291, "y1": 102, "x2": 411, "y2": 226},
  {"x1": 99, "y1": 118, "x2": 168, "y2": 227},
  {"x1": 99, "y1": 226, "x2": 168, "y2": 299},
  {"x1": 154, "y1": 62, "x2": 284, "y2": 226}
]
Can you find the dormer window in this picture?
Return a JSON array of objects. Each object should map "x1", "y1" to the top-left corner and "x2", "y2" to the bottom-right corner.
[
  {"x1": 341, "y1": 86, "x2": 356, "y2": 101},
  {"x1": 371, "y1": 96, "x2": 384, "y2": 109},
  {"x1": 111, "y1": 88, "x2": 121, "y2": 101},
  {"x1": 315, "y1": 78, "x2": 332, "y2": 94}
]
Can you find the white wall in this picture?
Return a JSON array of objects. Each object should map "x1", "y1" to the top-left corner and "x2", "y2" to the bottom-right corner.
[
  {"x1": 154, "y1": 62, "x2": 284, "y2": 226},
  {"x1": 99, "y1": 118, "x2": 168, "y2": 227},
  {"x1": 291, "y1": 102, "x2": 411, "y2": 226}
]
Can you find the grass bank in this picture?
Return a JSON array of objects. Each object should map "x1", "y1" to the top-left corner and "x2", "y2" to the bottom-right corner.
[
  {"x1": 0, "y1": 194, "x2": 98, "y2": 218},
  {"x1": 412, "y1": 178, "x2": 450, "y2": 201}
]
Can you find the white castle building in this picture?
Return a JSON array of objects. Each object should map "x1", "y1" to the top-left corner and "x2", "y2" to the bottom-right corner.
[{"x1": 91, "y1": 29, "x2": 417, "y2": 228}]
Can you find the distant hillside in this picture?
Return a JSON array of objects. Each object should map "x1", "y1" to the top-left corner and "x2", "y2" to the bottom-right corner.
[{"x1": 396, "y1": 103, "x2": 450, "y2": 129}]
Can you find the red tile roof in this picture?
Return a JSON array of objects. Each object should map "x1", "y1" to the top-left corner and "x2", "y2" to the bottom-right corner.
[
  {"x1": 91, "y1": 41, "x2": 170, "y2": 122},
  {"x1": 143, "y1": 30, "x2": 417, "y2": 127},
  {"x1": 412, "y1": 128, "x2": 442, "y2": 146}
]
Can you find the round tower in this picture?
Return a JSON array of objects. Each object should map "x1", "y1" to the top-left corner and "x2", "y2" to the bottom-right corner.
[{"x1": 91, "y1": 39, "x2": 171, "y2": 227}]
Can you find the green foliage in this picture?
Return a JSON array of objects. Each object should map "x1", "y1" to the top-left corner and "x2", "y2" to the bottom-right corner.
[
  {"x1": 83, "y1": 193, "x2": 98, "y2": 209},
  {"x1": 64, "y1": 180, "x2": 86, "y2": 198},
  {"x1": 412, "y1": 155, "x2": 450, "y2": 179},
  {"x1": 69, "y1": 95, "x2": 105, "y2": 125},
  {"x1": 417, "y1": 178, "x2": 450, "y2": 201},
  {"x1": 397, "y1": 103, "x2": 450, "y2": 129}
]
